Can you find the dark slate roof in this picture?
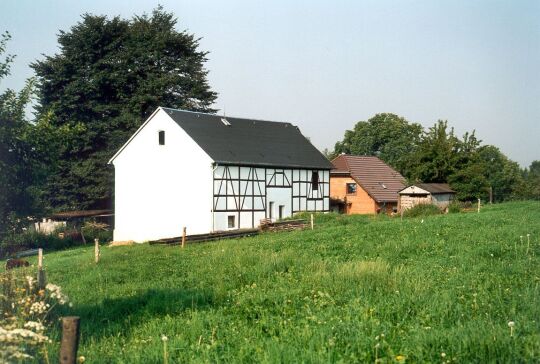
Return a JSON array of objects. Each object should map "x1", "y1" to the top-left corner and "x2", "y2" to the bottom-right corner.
[
  {"x1": 331, "y1": 155, "x2": 406, "y2": 202},
  {"x1": 409, "y1": 183, "x2": 455, "y2": 194},
  {"x1": 163, "y1": 108, "x2": 333, "y2": 169}
]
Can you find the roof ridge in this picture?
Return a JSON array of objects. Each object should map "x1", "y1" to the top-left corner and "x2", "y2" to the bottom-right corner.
[{"x1": 161, "y1": 107, "x2": 295, "y2": 126}]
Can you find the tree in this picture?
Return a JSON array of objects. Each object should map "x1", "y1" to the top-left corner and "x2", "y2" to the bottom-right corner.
[
  {"x1": 476, "y1": 145, "x2": 524, "y2": 202},
  {"x1": 32, "y1": 7, "x2": 218, "y2": 210},
  {"x1": 519, "y1": 161, "x2": 540, "y2": 200},
  {"x1": 0, "y1": 32, "x2": 38, "y2": 235},
  {"x1": 332, "y1": 113, "x2": 423, "y2": 174},
  {"x1": 408, "y1": 120, "x2": 463, "y2": 183}
]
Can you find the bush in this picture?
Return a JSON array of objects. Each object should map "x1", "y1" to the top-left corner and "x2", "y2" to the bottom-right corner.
[
  {"x1": 448, "y1": 201, "x2": 462, "y2": 213},
  {"x1": 81, "y1": 221, "x2": 113, "y2": 243},
  {"x1": 0, "y1": 231, "x2": 80, "y2": 259},
  {"x1": 402, "y1": 203, "x2": 442, "y2": 218}
]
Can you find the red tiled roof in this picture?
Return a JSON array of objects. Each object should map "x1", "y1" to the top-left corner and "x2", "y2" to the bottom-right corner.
[{"x1": 331, "y1": 155, "x2": 405, "y2": 202}]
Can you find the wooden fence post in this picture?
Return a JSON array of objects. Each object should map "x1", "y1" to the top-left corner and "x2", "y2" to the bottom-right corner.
[
  {"x1": 477, "y1": 198, "x2": 481, "y2": 213},
  {"x1": 60, "y1": 316, "x2": 80, "y2": 364},
  {"x1": 94, "y1": 239, "x2": 100, "y2": 264},
  {"x1": 310, "y1": 214, "x2": 314, "y2": 230},
  {"x1": 37, "y1": 248, "x2": 46, "y2": 290},
  {"x1": 181, "y1": 227, "x2": 186, "y2": 248},
  {"x1": 38, "y1": 248, "x2": 43, "y2": 270}
]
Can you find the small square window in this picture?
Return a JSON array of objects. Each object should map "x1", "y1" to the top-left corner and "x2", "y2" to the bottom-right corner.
[
  {"x1": 227, "y1": 215, "x2": 235, "y2": 228},
  {"x1": 158, "y1": 130, "x2": 165, "y2": 145},
  {"x1": 346, "y1": 183, "x2": 357, "y2": 194}
]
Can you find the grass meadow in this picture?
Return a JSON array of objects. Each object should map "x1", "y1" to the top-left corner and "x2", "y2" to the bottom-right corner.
[{"x1": 22, "y1": 202, "x2": 540, "y2": 362}]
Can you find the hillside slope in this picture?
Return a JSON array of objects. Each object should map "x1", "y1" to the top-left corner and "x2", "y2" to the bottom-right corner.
[{"x1": 34, "y1": 202, "x2": 540, "y2": 362}]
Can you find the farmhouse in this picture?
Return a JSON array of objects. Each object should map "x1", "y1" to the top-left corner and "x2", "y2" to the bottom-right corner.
[
  {"x1": 329, "y1": 155, "x2": 405, "y2": 214},
  {"x1": 109, "y1": 107, "x2": 333, "y2": 242},
  {"x1": 398, "y1": 183, "x2": 456, "y2": 212}
]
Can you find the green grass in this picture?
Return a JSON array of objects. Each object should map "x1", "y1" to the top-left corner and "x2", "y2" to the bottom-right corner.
[{"x1": 23, "y1": 202, "x2": 540, "y2": 362}]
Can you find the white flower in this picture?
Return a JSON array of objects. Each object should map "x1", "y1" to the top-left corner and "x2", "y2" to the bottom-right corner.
[
  {"x1": 508, "y1": 321, "x2": 515, "y2": 327},
  {"x1": 161, "y1": 334, "x2": 168, "y2": 342},
  {"x1": 26, "y1": 276, "x2": 35, "y2": 289},
  {"x1": 24, "y1": 321, "x2": 45, "y2": 332},
  {"x1": 441, "y1": 352, "x2": 446, "y2": 358}
]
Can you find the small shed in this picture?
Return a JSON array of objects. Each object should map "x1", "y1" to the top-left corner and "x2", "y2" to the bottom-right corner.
[{"x1": 398, "y1": 183, "x2": 455, "y2": 212}]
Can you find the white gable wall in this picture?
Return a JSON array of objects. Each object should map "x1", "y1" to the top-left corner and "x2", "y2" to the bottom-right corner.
[{"x1": 112, "y1": 109, "x2": 213, "y2": 242}]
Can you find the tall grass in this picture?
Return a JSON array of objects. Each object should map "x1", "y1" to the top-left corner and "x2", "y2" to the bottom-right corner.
[{"x1": 16, "y1": 201, "x2": 540, "y2": 363}]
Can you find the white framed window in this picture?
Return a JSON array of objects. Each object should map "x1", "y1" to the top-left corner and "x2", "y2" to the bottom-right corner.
[{"x1": 158, "y1": 130, "x2": 165, "y2": 145}]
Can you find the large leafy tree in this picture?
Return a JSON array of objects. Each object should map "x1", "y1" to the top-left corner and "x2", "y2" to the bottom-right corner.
[
  {"x1": 520, "y1": 161, "x2": 540, "y2": 200},
  {"x1": 32, "y1": 7, "x2": 218, "y2": 210},
  {"x1": 476, "y1": 145, "x2": 524, "y2": 202},
  {"x1": 332, "y1": 113, "x2": 423, "y2": 173},
  {"x1": 0, "y1": 32, "x2": 38, "y2": 235}
]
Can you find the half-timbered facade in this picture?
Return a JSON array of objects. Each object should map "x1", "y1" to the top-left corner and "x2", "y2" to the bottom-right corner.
[
  {"x1": 212, "y1": 165, "x2": 329, "y2": 231},
  {"x1": 109, "y1": 107, "x2": 332, "y2": 242}
]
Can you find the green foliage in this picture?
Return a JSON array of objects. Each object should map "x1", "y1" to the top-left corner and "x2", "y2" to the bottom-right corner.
[
  {"x1": 21, "y1": 201, "x2": 539, "y2": 362},
  {"x1": 81, "y1": 221, "x2": 113, "y2": 243},
  {"x1": 447, "y1": 200, "x2": 462, "y2": 213},
  {"x1": 476, "y1": 145, "x2": 524, "y2": 202},
  {"x1": 0, "y1": 32, "x2": 40, "y2": 237},
  {"x1": 332, "y1": 113, "x2": 423, "y2": 172},
  {"x1": 519, "y1": 161, "x2": 540, "y2": 200},
  {"x1": 0, "y1": 230, "x2": 80, "y2": 259},
  {"x1": 31, "y1": 6, "x2": 218, "y2": 210},
  {"x1": 402, "y1": 203, "x2": 442, "y2": 218}
]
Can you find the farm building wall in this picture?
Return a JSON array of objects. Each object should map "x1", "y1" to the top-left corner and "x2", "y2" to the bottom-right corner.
[
  {"x1": 330, "y1": 176, "x2": 377, "y2": 214},
  {"x1": 432, "y1": 193, "x2": 453, "y2": 209},
  {"x1": 112, "y1": 109, "x2": 214, "y2": 242},
  {"x1": 212, "y1": 166, "x2": 329, "y2": 230},
  {"x1": 399, "y1": 192, "x2": 454, "y2": 212},
  {"x1": 398, "y1": 194, "x2": 432, "y2": 211}
]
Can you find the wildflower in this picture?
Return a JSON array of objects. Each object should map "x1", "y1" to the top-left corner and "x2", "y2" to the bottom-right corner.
[
  {"x1": 77, "y1": 356, "x2": 86, "y2": 363},
  {"x1": 161, "y1": 334, "x2": 168, "y2": 342},
  {"x1": 396, "y1": 354, "x2": 406, "y2": 361},
  {"x1": 26, "y1": 276, "x2": 35, "y2": 289},
  {"x1": 24, "y1": 321, "x2": 45, "y2": 332},
  {"x1": 441, "y1": 352, "x2": 446, "y2": 358},
  {"x1": 508, "y1": 321, "x2": 515, "y2": 337}
]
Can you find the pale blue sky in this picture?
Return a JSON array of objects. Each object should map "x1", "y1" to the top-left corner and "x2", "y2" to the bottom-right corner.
[{"x1": 1, "y1": 0, "x2": 539, "y2": 166}]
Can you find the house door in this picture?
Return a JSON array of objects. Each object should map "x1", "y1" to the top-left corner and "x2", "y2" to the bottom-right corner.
[{"x1": 279, "y1": 205, "x2": 284, "y2": 220}]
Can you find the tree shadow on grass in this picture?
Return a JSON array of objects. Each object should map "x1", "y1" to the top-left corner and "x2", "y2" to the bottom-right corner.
[{"x1": 61, "y1": 287, "x2": 216, "y2": 341}]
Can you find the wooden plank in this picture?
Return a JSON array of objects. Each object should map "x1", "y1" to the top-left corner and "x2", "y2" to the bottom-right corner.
[
  {"x1": 150, "y1": 228, "x2": 260, "y2": 246},
  {"x1": 15, "y1": 249, "x2": 40, "y2": 258}
]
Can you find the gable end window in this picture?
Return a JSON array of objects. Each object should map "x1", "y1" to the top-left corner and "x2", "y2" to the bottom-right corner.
[
  {"x1": 158, "y1": 130, "x2": 165, "y2": 145},
  {"x1": 311, "y1": 171, "x2": 319, "y2": 190},
  {"x1": 346, "y1": 183, "x2": 357, "y2": 195}
]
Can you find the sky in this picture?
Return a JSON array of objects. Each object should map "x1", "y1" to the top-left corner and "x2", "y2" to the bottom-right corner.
[{"x1": 1, "y1": 0, "x2": 539, "y2": 167}]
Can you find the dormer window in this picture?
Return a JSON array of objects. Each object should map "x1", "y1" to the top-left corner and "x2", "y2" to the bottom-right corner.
[{"x1": 158, "y1": 130, "x2": 165, "y2": 145}]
